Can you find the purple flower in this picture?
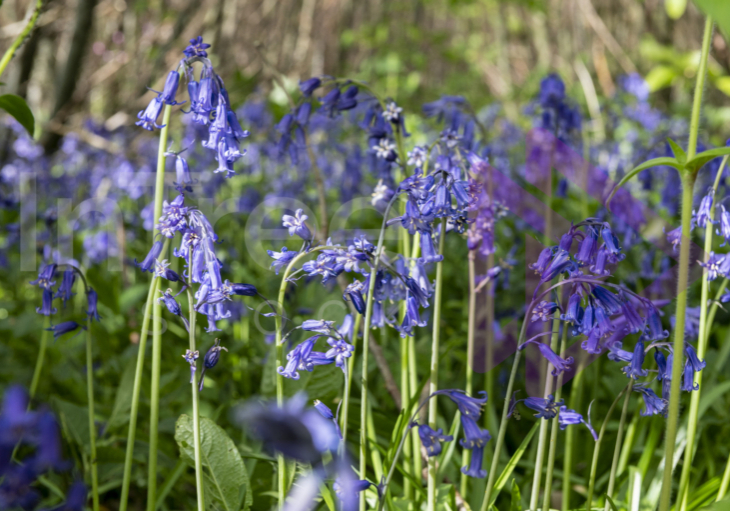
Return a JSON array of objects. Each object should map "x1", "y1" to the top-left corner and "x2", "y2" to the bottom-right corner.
[
  {"x1": 607, "y1": 341, "x2": 633, "y2": 363},
  {"x1": 681, "y1": 361, "x2": 699, "y2": 392},
  {"x1": 531, "y1": 301, "x2": 559, "y2": 322},
  {"x1": 86, "y1": 288, "x2": 101, "y2": 322},
  {"x1": 46, "y1": 321, "x2": 84, "y2": 339},
  {"x1": 299, "y1": 77, "x2": 321, "y2": 97},
  {"x1": 136, "y1": 240, "x2": 163, "y2": 273},
  {"x1": 558, "y1": 405, "x2": 598, "y2": 441},
  {"x1": 325, "y1": 338, "x2": 354, "y2": 369},
  {"x1": 522, "y1": 394, "x2": 564, "y2": 419},
  {"x1": 622, "y1": 340, "x2": 648, "y2": 379},
  {"x1": 519, "y1": 340, "x2": 574, "y2": 376},
  {"x1": 182, "y1": 349, "x2": 199, "y2": 383},
  {"x1": 267, "y1": 247, "x2": 297, "y2": 275},
  {"x1": 282, "y1": 209, "x2": 312, "y2": 241},
  {"x1": 54, "y1": 270, "x2": 76, "y2": 305},
  {"x1": 716, "y1": 205, "x2": 730, "y2": 245},
  {"x1": 699, "y1": 252, "x2": 725, "y2": 281},
  {"x1": 302, "y1": 319, "x2": 336, "y2": 335},
  {"x1": 199, "y1": 339, "x2": 228, "y2": 391},
  {"x1": 30, "y1": 264, "x2": 57, "y2": 290},
  {"x1": 694, "y1": 190, "x2": 714, "y2": 228},
  {"x1": 136, "y1": 96, "x2": 165, "y2": 131},
  {"x1": 183, "y1": 36, "x2": 211, "y2": 58},
  {"x1": 684, "y1": 343, "x2": 706, "y2": 372},
  {"x1": 561, "y1": 293, "x2": 584, "y2": 325},
  {"x1": 634, "y1": 384, "x2": 667, "y2": 417},
  {"x1": 418, "y1": 424, "x2": 453, "y2": 457}
]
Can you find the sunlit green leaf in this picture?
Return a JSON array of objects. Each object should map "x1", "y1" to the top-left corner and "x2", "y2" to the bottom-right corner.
[
  {"x1": 694, "y1": 0, "x2": 730, "y2": 41},
  {"x1": 606, "y1": 157, "x2": 683, "y2": 211},
  {"x1": 685, "y1": 146, "x2": 730, "y2": 174},
  {"x1": 667, "y1": 138, "x2": 687, "y2": 163},
  {"x1": 0, "y1": 94, "x2": 34, "y2": 137}
]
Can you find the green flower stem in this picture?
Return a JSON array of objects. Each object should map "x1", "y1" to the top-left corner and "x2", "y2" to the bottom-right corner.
[
  {"x1": 562, "y1": 359, "x2": 585, "y2": 511},
  {"x1": 529, "y1": 306, "x2": 561, "y2": 511},
  {"x1": 603, "y1": 379, "x2": 634, "y2": 511},
  {"x1": 146, "y1": 104, "x2": 173, "y2": 511},
  {"x1": 427, "y1": 220, "x2": 447, "y2": 511},
  {"x1": 658, "y1": 167, "x2": 702, "y2": 510},
  {"x1": 408, "y1": 334, "x2": 421, "y2": 500},
  {"x1": 119, "y1": 252, "x2": 167, "y2": 511},
  {"x1": 400, "y1": 314, "x2": 412, "y2": 501},
  {"x1": 342, "y1": 313, "x2": 362, "y2": 445},
  {"x1": 542, "y1": 321, "x2": 569, "y2": 511},
  {"x1": 676, "y1": 155, "x2": 729, "y2": 511},
  {"x1": 273, "y1": 245, "x2": 338, "y2": 506},
  {"x1": 185, "y1": 284, "x2": 205, "y2": 511},
  {"x1": 460, "y1": 251, "x2": 477, "y2": 497},
  {"x1": 0, "y1": 0, "x2": 43, "y2": 79},
  {"x1": 585, "y1": 384, "x2": 630, "y2": 511},
  {"x1": 29, "y1": 318, "x2": 50, "y2": 399},
  {"x1": 85, "y1": 317, "x2": 100, "y2": 511}
]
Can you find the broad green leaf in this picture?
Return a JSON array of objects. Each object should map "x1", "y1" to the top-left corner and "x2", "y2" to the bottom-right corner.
[
  {"x1": 604, "y1": 494, "x2": 619, "y2": 511},
  {"x1": 106, "y1": 356, "x2": 137, "y2": 431},
  {"x1": 606, "y1": 157, "x2": 682, "y2": 211},
  {"x1": 510, "y1": 479, "x2": 521, "y2": 511},
  {"x1": 488, "y1": 422, "x2": 539, "y2": 507},
  {"x1": 175, "y1": 414, "x2": 252, "y2": 511},
  {"x1": 0, "y1": 94, "x2": 34, "y2": 136},
  {"x1": 53, "y1": 398, "x2": 91, "y2": 453},
  {"x1": 667, "y1": 138, "x2": 687, "y2": 163},
  {"x1": 685, "y1": 146, "x2": 730, "y2": 174},
  {"x1": 694, "y1": 0, "x2": 730, "y2": 41},
  {"x1": 320, "y1": 483, "x2": 336, "y2": 511}
]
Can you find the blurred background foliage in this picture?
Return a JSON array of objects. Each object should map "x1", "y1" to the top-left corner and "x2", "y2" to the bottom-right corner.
[{"x1": 1, "y1": 0, "x2": 730, "y2": 152}]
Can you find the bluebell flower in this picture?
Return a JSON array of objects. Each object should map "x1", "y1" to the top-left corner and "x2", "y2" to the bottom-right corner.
[
  {"x1": 541, "y1": 249, "x2": 572, "y2": 282},
  {"x1": 37, "y1": 288, "x2": 57, "y2": 316},
  {"x1": 407, "y1": 146, "x2": 428, "y2": 167},
  {"x1": 325, "y1": 338, "x2": 354, "y2": 369},
  {"x1": 199, "y1": 339, "x2": 228, "y2": 391},
  {"x1": 282, "y1": 209, "x2": 312, "y2": 241},
  {"x1": 54, "y1": 270, "x2": 76, "y2": 305},
  {"x1": 699, "y1": 252, "x2": 725, "y2": 281},
  {"x1": 592, "y1": 286, "x2": 622, "y2": 315},
  {"x1": 601, "y1": 224, "x2": 624, "y2": 259},
  {"x1": 694, "y1": 190, "x2": 714, "y2": 228},
  {"x1": 665, "y1": 225, "x2": 683, "y2": 252},
  {"x1": 337, "y1": 85, "x2": 359, "y2": 110},
  {"x1": 519, "y1": 340, "x2": 574, "y2": 375},
  {"x1": 299, "y1": 77, "x2": 321, "y2": 96},
  {"x1": 642, "y1": 304, "x2": 668, "y2": 341},
  {"x1": 47, "y1": 321, "x2": 84, "y2": 339},
  {"x1": 228, "y1": 282, "x2": 257, "y2": 296},
  {"x1": 419, "y1": 232, "x2": 443, "y2": 264},
  {"x1": 158, "y1": 289, "x2": 190, "y2": 330},
  {"x1": 86, "y1": 288, "x2": 101, "y2": 322},
  {"x1": 30, "y1": 263, "x2": 57, "y2": 290},
  {"x1": 575, "y1": 227, "x2": 599, "y2": 266},
  {"x1": 561, "y1": 293, "x2": 584, "y2": 325},
  {"x1": 620, "y1": 297, "x2": 645, "y2": 334},
  {"x1": 136, "y1": 240, "x2": 163, "y2": 272},
  {"x1": 313, "y1": 399, "x2": 342, "y2": 439},
  {"x1": 593, "y1": 306, "x2": 615, "y2": 337},
  {"x1": 435, "y1": 390, "x2": 488, "y2": 418},
  {"x1": 154, "y1": 259, "x2": 183, "y2": 282},
  {"x1": 343, "y1": 280, "x2": 366, "y2": 314},
  {"x1": 418, "y1": 424, "x2": 453, "y2": 457},
  {"x1": 302, "y1": 319, "x2": 336, "y2": 335},
  {"x1": 268, "y1": 247, "x2": 297, "y2": 275},
  {"x1": 634, "y1": 384, "x2": 667, "y2": 417},
  {"x1": 581, "y1": 330, "x2": 602, "y2": 354},
  {"x1": 684, "y1": 343, "x2": 706, "y2": 372},
  {"x1": 622, "y1": 340, "x2": 648, "y2": 379},
  {"x1": 539, "y1": 74, "x2": 566, "y2": 108},
  {"x1": 136, "y1": 96, "x2": 165, "y2": 131},
  {"x1": 372, "y1": 138, "x2": 397, "y2": 161},
  {"x1": 278, "y1": 335, "x2": 332, "y2": 380},
  {"x1": 589, "y1": 247, "x2": 611, "y2": 276},
  {"x1": 558, "y1": 405, "x2": 598, "y2": 440},
  {"x1": 432, "y1": 180, "x2": 452, "y2": 217},
  {"x1": 531, "y1": 301, "x2": 559, "y2": 322},
  {"x1": 182, "y1": 349, "x2": 199, "y2": 383},
  {"x1": 654, "y1": 349, "x2": 668, "y2": 381},
  {"x1": 183, "y1": 36, "x2": 211, "y2": 58},
  {"x1": 681, "y1": 361, "x2": 699, "y2": 392},
  {"x1": 238, "y1": 393, "x2": 339, "y2": 464},
  {"x1": 399, "y1": 295, "x2": 427, "y2": 337},
  {"x1": 522, "y1": 394, "x2": 564, "y2": 419},
  {"x1": 459, "y1": 416, "x2": 490, "y2": 479},
  {"x1": 716, "y1": 205, "x2": 730, "y2": 245},
  {"x1": 158, "y1": 71, "x2": 181, "y2": 105}
]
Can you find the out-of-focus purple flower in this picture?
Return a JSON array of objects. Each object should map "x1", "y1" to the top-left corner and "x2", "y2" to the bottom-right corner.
[
  {"x1": 46, "y1": 321, "x2": 84, "y2": 339},
  {"x1": 519, "y1": 340, "x2": 574, "y2": 375},
  {"x1": 558, "y1": 405, "x2": 598, "y2": 441},
  {"x1": 418, "y1": 424, "x2": 453, "y2": 457}
]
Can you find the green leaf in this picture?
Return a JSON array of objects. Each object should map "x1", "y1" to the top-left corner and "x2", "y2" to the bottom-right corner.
[
  {"x1": 694, "y1": 0, "x2": 730, "y2": 41},
  {"x1": 645, "y1": 65, "x2": 678, "y2": 91},
  {"x1": 53, "y1": 398, "x2": 91, "y2": 453},
  {"x1": 320, "y1": 483, "x2": 337, "y2": 511},
  {"x1": 106, "y1": 356, "x2": 137, "y2": 431},
  {"x1": 606, "y1": 157, "x2": 682, "y2": 211},
  {"x1": 697, "y1": 494, "x2": 730, "y2": 510},
  {"x1": 685, "y1": 146, "x2": 730, "y2": 174},
  {"x1": 604, "y1": 494, "x2": 619, "y2": 511},
  {"x1": 175, "y1": 414, "x2": 252, "y2": 511},
  {"x1": 667, "y1": 138, "x2": 687, "y2": 163},
  {"x1": 488, "y1": 422, "x2": 539, "y2": 507},
  {"x1": 697, "y1": 380, "x2": 730, "y2": 419},
  {"x1": 510, "y1": 479, "x2": 521, "y2": 511},
  {"x1": 0, "y1": 94, "x2": 34, "y2": 136}
]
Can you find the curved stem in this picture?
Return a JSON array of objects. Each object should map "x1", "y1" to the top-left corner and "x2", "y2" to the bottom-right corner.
[
  {"x1": 603, "y1": 380, "x2": 634, "y2": 511},
  {"x1": 146, "y1": 104, "x2": 172, "y2": 511},
  {"x1": 185, "y1": 287, "x2": 205, "y2": 511},
  {"x1": 676, "y1": 155, "x2": 728, "y2": 510},
  {"x1": 341, "y1": 313, "x2": 361, "y2": 445},
  {"x1": 586, "y1": 384, "x2": 630, "y2": 511},
  {"x1": 0, "y1": 0, "x2": 43, "y2": 79},
  {"x1": 562, "y1": 359, "x2": 585, "y2": 511},
  {"x1": 460, "y1": 252, "x2": 477, "y2": 497},
  {"x1": 542, "y1": 322, "x2": 569, "y2": 511},
  {"x1": 427, "y1": 220, "x2": 447, "y2": 511},
  {"x1": 687, "y1": 18, "x2": 714, "y2": 161},
  {"x1": 85, "y1": 317, "x2": 99, "y2": 511}
]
